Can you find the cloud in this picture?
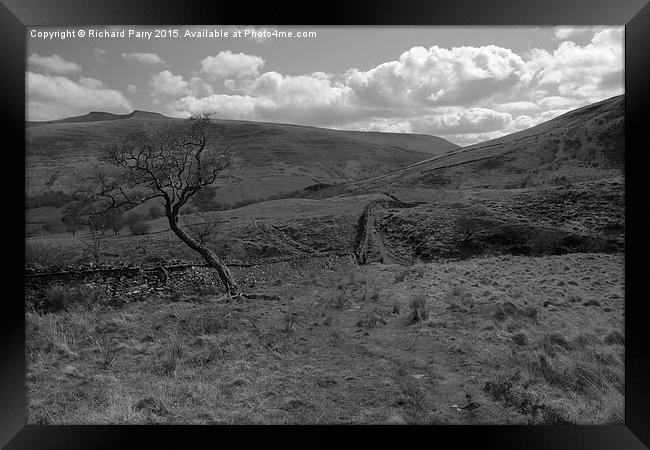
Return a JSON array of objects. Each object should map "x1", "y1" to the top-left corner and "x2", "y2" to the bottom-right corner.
[
  {"x1": 166, "y1": 94, "x2": 274, "y2": 119},
  {"x1": 28, "y1": 53, "x2": 82, "y2": 75},
  {"x1": 496, "y1": 101, "x2": 537, "y2": 112},
  {"x1": 150, "y1": 71, "x2": 215, "y2": 97},
  {"x1": 127, "y1": 84, "x2": 137, "y2": 94},
  {"x1": 409, "y1": 108, "x2": 514, "y2": 136},
  {"x1": 27, "y1": 71, "x2": 131, "y2": 120},
  {"x1": 150, "y1": 70, "x2": 190, "y2": 96},
  {"x1": 553, "y1": 26, "x2": 593, "y2": 40},
  {"x1": 345, "y1": 45, "x2": 527, "y2": 108},
  {"x1": 200, "y1": 51, "x2": 265, "y2": 79},
  {"x1": 524, "y1": 28, "x2": 623, "y2": 101},
  {"x1": 122, "y1": 52, "x2": 166, "y2": 65}
]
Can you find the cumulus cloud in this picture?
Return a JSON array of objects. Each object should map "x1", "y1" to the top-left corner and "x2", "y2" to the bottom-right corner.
[
  {"x1": 409, "y1": 108, "x2": 514, "y2": 136},
  {"x1": 28, "y1": 53, "x2": 82, "y2": 75},
  {"x1": 345, "y1": 45, "x2": 526, "y2": 108},
  {"x1": 150, "y1": 71, "x2": 215, "y2": 97},
  {"x1": 122, "y1": 52, "x2": 166, "y2": 65},
  {"x1": 166, "y1": 94, "x2": 274, "y2": 119},
  {"x1": 524, "y1": 28, "x2": 623, "y2": 101},
  {"x1": 27, "y1": 71, "x2": 131, "y2": 120},
  {"x1": 150, "y1": 70, "x2": 190, "y2": 96},
  {"x1": 200, "y1": 51, "x2": 265, "y2": 79}
]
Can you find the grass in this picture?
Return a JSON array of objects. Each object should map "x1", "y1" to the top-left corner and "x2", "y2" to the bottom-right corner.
[
  {"x1": 26, "y1": 252, "x2": 624, "y2": 425},
  {"x1": 406, "y1": 293, "x2": 428, "y2": 324},
  {"x1": 40, "y1": 285, "x2": 108, "y2": 313},
  {"x1": 94, "y1": 336, "x2": 118, "y2": 369}
]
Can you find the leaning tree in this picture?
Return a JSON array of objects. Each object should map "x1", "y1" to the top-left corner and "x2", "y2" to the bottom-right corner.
[{"x1": 87, "y1": 114, "x2": 249, "y2": 297}]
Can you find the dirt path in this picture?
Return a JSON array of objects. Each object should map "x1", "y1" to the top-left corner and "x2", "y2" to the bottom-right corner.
[{"x1": 354, "y1": 197, "x2": 420, "y2": 265}]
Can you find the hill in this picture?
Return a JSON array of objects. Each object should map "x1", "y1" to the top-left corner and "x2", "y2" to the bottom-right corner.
[
  {"x1": 352, "y1": 95, "x2": 624, "y2": 193},
  {"x1": 26, "y1": 110, "x2": 170, "y2": 126},
  {"x1": 25, "y1": 112, "x2": 459, "y2": 207}
]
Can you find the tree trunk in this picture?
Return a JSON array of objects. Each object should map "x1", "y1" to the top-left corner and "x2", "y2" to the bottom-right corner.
[{"x1": 167, "y1": 214, "x2": 240, "y2": 296}]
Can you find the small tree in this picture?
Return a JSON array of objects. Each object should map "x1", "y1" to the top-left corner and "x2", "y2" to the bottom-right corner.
[
  {"x1": 65, "y1": 221, "x2": 79, "y2": 236},
  {"x1": 103, "y1": 208, "x2": 124, "y2": 236},
  {"x1": 80, "y1": 228, "x2": 105, "y2": 264},
  {"x1": 86, "y1": 115, "x2": 248, "y2": 297}
]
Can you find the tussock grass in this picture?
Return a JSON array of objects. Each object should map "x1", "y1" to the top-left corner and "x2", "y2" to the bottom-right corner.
[
  {"x1": 406, "y1": 293, "x2": 428, "y2": 324},
  {"x1": 42, "y1": 285, "x2": 107, "y2": 313},
  {"x1": 160, "y1": 338, "x2": 184, "y2": 376},
  {"x1": 355, "y1": 311, "x2": 386, "y2": 330},
  {"x1": 94, "y1": 335, "x2": 118, "y2": 369}
]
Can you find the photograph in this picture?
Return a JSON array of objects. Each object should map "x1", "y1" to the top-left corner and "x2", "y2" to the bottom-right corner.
[{"x1": 23, "y1": 24, "x2": 627, "y2": 426}]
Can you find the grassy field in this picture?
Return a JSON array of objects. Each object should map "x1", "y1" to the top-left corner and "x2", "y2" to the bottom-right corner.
[{"x1": 26, "y1": 253, "x2": 623, "y2": 424}]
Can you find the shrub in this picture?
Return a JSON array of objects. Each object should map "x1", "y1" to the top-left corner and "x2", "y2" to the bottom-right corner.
[
  {"x1": 42, "y1": 220, "x2": 61, "y2": 234},
  {"x1": 25, "y1": 241, "x2": 60, "y2": 266},
  {"x1": 148, "y1": 206, "x2": 163, "y2": 219},
  {"x1": 129, "y1": 221, "x2": 151, "y2": 236}
]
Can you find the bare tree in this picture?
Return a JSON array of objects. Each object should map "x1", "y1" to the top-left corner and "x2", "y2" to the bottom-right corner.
[
  {"x1": 184, "y1": 211, "x2": 224, "y2": 245},
  {"x1": 87, "y1": 213, "x2": 106, "y2": 235},
  {"x1": 104, "y1": 209, "x2": 124, "y2": 236},
  {"x1": 65, "y1": 221, "x2": 79, "y2": 236},
  {"x1": 86, "y1": 114, "x2": 248, "y2": 297},
  {"x1": 80, "y1": 228, "x2": 105, "y2": 264}
]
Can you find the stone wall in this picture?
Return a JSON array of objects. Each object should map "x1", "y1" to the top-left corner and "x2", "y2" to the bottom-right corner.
[{"x1": 25, "y1": 251, "x2": 354, "y2": 310}]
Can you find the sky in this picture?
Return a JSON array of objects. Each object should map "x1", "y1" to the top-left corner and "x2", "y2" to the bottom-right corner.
[{"x1": 27, "y1": 25, "x2": 624, "y2": 146}]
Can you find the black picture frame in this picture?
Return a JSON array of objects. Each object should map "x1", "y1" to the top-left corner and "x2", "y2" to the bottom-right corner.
[{"x1": 2, "y1": 0, "x2": 648, "y2": 448}]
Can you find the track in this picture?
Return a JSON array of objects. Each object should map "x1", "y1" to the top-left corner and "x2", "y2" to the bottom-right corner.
[{"x1": 353, "y1": 196, "x2": 421, "y2": 266}]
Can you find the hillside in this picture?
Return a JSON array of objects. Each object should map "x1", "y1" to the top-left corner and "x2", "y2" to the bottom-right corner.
[
  {"x1": 25, "y1": 113, "x2": 459, "y2": 206},
  {"x1": 352, "y1": 95, "x2": 624, "y2": 193},
  {"x1": 26, "y1": 110, "x2": 170, "y2": 126}
]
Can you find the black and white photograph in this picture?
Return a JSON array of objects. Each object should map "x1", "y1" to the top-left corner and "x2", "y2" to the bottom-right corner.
[{"x1": 23, "y1": 24, "x2": 627, "y2": 425}]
